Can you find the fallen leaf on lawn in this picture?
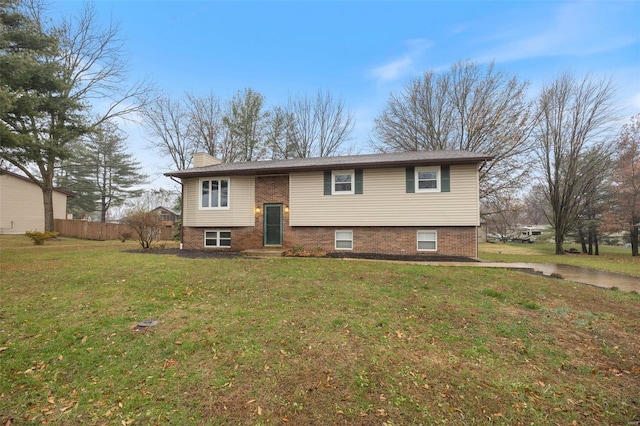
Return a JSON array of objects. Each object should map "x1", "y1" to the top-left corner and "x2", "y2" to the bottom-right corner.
[
  {"x1": 0, "y1": 347, "x2": 8, "y2": 352},
  {"x1": 48, "y1": 397, "x2": 55, "y2": 404},
  {"x1": 257, "y1": 406, "x2": 262, "y2": 416},
  {"x1": 81, "y1": 336, "x2": 87, "y2": 344},
  {"x1": 60, "y1": 403, "x2": 74, "y2": 412}
]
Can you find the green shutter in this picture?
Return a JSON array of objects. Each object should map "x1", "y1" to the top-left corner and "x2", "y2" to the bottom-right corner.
[
  {"x1": 406, "y1": 167, "x2": 415, "y2": 193},
  {"x1": 324, "y1": 170, "x2": 332, "y2": 195},
  {"x1": 441, "y1": 165, "x2": 450, "y2": 192},
  {"x1": 355, "y1": 169, "x2": 363, "y2": 194}
]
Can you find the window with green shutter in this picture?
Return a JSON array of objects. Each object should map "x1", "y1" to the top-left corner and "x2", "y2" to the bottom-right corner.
[
  {"x1": 406, "y1": 166, "x2": 450, "y2": 193},
  {"x1": 324, "y1": 169, "x2": 363, "y2": 195}
]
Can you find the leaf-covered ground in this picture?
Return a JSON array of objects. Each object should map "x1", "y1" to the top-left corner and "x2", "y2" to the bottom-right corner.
[{"x1": 1, "y1": 236, "x2": 639, "y2": 425}]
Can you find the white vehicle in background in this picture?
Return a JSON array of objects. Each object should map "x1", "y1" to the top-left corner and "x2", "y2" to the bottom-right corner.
[{"x1": 514, "y1": 226, "x2": 543, "y2": 243}]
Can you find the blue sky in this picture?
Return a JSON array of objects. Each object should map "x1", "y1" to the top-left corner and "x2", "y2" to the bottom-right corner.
[{"x1": 50, "y1": 0, "x2": 640, "y2": 189}]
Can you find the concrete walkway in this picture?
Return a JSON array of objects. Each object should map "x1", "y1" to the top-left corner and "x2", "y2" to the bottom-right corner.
[{"x1": 341, "y1": 258, "x2": 640, "y2": 293}]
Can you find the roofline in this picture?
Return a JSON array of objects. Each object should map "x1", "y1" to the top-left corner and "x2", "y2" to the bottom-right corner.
[
  {"x1": 0, "y1": 169, "x2": 75, "y2": 197},
  {"x1": 165, "y1": 151, "x2": 493, "y2": 179}
]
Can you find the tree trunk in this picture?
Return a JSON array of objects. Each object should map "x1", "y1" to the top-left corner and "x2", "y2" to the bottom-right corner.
[
  {"x1": 594, "y1": 231, "x2": 599, "y2": 256},
  {"x1": 588, "y1": 229, "x2": 594, "y2": 255},
  {"x1": 42, "y1": 186, "x2": 55, "y2": 232},
  {"x1": 579, "y1": 229, "x2": 588, "y2": 253},
  {"x1": 631, "y1": 223, "x2": 639, "y2": 256},
  {"x1": 554, "y1": 236, "x2": 564, "y2": 255}
]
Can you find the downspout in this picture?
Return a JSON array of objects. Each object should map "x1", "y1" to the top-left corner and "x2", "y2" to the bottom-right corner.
[{"x1": 169, "y1": 176, "x2": 184, "y2": 250}]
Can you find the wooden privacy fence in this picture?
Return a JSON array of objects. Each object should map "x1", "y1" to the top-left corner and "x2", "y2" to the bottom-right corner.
[{"x1": 54, "y1": 219, "x2": 174, "y2": 241}]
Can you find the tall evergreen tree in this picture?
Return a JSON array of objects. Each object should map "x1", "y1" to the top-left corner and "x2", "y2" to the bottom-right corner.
[
  {"x1": 59, "y1": 122, "x2": 146, "y2": 222},
  {"x1": 223, "y1": 88, "x2": 269, "y2": 162}
]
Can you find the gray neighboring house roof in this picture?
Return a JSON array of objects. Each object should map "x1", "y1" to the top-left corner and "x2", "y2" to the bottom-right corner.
[{"x1": 165, "y1": 150, "x2": 493, "y2": 179}]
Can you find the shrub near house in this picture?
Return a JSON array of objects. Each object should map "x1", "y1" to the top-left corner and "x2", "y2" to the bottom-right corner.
[{"x1": 166, "y1": 150, "x2": 492, "y2": 258}]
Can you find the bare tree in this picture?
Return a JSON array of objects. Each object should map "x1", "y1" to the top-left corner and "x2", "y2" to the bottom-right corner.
[
  {"x1": 612, "y1": 113, "x2": 640, "y2": 256},
  {"x1": 574, "y1": 146, "x2": 613, "y2": 255},
  {"x1": 141, "y1": 95, "x2": 193, "y2": 170},
  {"x1": 372, "y1": 61, "x2": 535, "y2": 205},
  {"x1": 482, "y1": 191, "x2": 524, "y2": 242},
  {"x1": 285, "y1": 89, "x2": 354, "y2": 158},
  {"x1": 123, "y1": 209, "x2": 162, "y2": 249},
  {"x1": 533, "y1": 73, "x2": 617, "y2": 254},
  {"x1": 186, "y1": 92, "x2": 228, "y2": 160}
]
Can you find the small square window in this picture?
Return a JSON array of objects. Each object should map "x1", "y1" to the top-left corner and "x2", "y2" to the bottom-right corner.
[
  {"x1": 335, "y1": 230, "x2": 353, "y2": 250},
  {"x1": 415, "y1": 167, "x2": 440, "y2": 192},
  {"x1": 205, "y1": 230, "x2": 231, "y2": 248},
  {"x1": 417, "y1": 231, "x2": 437, "y2": 251},
  {"x1": 332, "y1": 170, "x2": 354, "y2": 194}
]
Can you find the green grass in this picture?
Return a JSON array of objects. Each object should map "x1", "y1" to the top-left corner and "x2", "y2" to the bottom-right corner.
[
  {"x1": 1, "y1": 235, "x2": 639, "y2": 425},
  {"x1": 479, "y1": 242, "x2": 640, "y2": 277}
]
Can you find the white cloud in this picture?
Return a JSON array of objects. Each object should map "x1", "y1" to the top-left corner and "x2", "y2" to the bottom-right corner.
[
  {"x1": 477, "y1": 2, "x2": 639, "y2": 63},
  {"x1": 371, "y1": 57, "x2": 414, "y2": 82},
  {"x1": 369, "y1": 38, "x2": 434, "y2": 83}
]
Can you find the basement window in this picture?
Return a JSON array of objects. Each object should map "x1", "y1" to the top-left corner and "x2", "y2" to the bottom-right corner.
[
  {"x1": 417, "y1": 230, "x2": 437, "y2": 251},
  {"x1": 204, "y1": 230, "x2": 231, "y2": 248}
]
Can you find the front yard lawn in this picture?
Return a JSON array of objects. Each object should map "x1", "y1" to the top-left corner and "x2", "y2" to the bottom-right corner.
[{"x1": 1, "y1": 236, "x2": 639, "y2": 425}]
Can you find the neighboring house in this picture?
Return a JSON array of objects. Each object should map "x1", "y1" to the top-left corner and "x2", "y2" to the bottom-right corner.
[
  {"x1": 152, "y1": 206, "x2": 180, "y2": 227},
  {"x1": 165, "y1": 150, "x2": 492, "y2": 258},
  {"x1": 0, "y1": 170, "x2": 72, "y2": 234}
]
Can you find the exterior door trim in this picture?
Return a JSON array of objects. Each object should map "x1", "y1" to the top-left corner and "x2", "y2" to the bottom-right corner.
[{"x1": 263, "y1": 203, "x2": 283, "y2": 246}]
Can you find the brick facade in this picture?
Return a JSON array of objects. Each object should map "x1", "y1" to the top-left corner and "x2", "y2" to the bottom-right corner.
[
  {"x1": 182, "y1": 175, "x2": 478, "y2": 258},
  {"x1": 183, "y1": 225, "x2": 477, "y2": 258}
]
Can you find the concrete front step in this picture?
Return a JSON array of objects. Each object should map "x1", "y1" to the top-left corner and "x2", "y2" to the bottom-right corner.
[{"x1": 241, "y1": 248, "x2": 287, "y2": 258}]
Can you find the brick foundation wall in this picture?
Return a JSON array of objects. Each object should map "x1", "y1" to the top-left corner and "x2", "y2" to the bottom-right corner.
[{"x1": 183, "y1": 225, "x2": 477, "y2": 258}]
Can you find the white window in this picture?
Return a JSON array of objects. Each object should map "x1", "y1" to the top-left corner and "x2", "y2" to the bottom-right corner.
[
  {"x1": 332, "y1": 170, "x2": 354, "y2": 194},
  {"x1": 417, "y1": 231, "x2": 437, "y2": 251},
  {"x1": 200, "y1": 178, "x2": 229, "y2": 209},
  {"x1": 204, "y1": 230, "x2": 231, "y2": 248},
  {"x1": 415, "y1": 166, "x2": 440, "y2": 192},
  {"x1": 335, "y1": 230, "x2": 353, "y2": 250}
]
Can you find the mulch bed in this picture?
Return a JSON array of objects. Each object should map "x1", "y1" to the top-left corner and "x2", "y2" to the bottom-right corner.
[
  {"x1": 129, "y1": 248, "x2": 477, "y2": 262},
  {"x1": 324, "y1": 252, "x2": 479, "y2": 262}
]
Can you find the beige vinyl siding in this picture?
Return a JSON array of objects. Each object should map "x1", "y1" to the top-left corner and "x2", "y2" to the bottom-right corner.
[
  {"x1": 183, "y1": 176, "x2": 254, "y2": 227},
  {"x1": 290, "y1": 165, "x2": 480, "y2": 227},
  {"x1": 0, "y1": 174, "x2": 68, "y2": 234}
]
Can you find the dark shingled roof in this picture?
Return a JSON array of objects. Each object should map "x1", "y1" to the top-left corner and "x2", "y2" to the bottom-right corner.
[{"x1": 165, "y1": 150, "x2": 493, "y2": 179}]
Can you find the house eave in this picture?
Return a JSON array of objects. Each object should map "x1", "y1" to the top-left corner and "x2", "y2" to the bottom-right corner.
[{"x1": 165, "y1": 150, "x2": 493, "y2": 179}]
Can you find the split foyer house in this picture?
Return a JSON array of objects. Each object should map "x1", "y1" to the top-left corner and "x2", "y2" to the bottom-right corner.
[{"x1": 165, "y1": 150, "x2": 492, "y2": 258}]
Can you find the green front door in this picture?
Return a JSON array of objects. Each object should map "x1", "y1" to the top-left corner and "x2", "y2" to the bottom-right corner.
[{"x1": 263, "y1": 204, "x2": 283, "y2": 246}]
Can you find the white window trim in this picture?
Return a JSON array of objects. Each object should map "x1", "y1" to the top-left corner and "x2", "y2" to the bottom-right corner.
[
  {"x1": 204, "y1": 229, "x2": 231, "y2": 248},
  {"x1": 415, "y1": 166, "x2": 440, "y2": 193},
  {"x1": 335, "y1": 230, "x2": 353, "y2": 250},
  {"x1": 332, "y1": 170, "x2": 355, "y2": 195},
  {"x1": 199, "y1": 177, "x2": 231, "y2": 210},
  {"x1": 417, "y1": 230, "x2": 437, "y2": 252}
]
